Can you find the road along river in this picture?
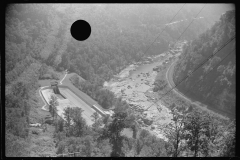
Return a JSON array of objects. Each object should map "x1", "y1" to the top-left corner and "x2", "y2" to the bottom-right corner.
[{"x1": 166, "y1": 58, "x2": 229, "y2": 120}]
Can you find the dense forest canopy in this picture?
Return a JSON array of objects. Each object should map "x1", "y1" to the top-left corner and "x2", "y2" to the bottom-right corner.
[
  {"x1": 173, "y1": 10, "x2": 235, "y2": 117},
  {"x1": 6, "y1": 4, "x2": 234, "y2": 84},
  {"x1": 5, "y1": 3, "x2": 235, "y2": 157}
]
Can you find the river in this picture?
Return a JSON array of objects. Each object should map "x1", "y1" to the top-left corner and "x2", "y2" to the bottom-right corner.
[{"x1": 104, "y1": 52, "x2": 176, "y2": 140}]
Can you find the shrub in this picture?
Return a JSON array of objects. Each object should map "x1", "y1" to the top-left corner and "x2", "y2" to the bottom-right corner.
[
  {"x1": 52, "y1": 73, "x2": 59, "y2": 80},
  {"x1": 32, "y1": 130, "x2": 39, "y2": 135},
  {"x1": 41, "y1": 73, "x2": 52, "y2": 80},
  {"x1": 45, "y1": 119, "x2": 54, "y2": 125},
  {"x1": 45, "y1": 115, "x2": 52, "y2": 120},
  {"x1": 39, "y1": 153, "x2": 51, "y2": 157},
  {"x1": 151, "y1": 125, "x2": 155, "y2": 130},
  {"x1": 59, "y1": 67, "x2": 64, "y2": 72},
  {"x1": 142, "y1": 118, "x2": 153, "y2": 126}
]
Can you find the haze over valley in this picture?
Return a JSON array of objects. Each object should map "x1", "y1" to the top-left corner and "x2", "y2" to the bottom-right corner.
[{"x1": 5, "y1": 3, "x2": 235, "y2": 157}]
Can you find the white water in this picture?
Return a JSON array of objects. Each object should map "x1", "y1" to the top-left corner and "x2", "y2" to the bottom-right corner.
[{"x1": 105, "y1": 53, "x2": 175, "y2": 141}]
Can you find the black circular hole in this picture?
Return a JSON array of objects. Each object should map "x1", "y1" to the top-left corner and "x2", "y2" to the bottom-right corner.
[{"x1": 70, "y1": 19, "x2": 91, "y2": 41}]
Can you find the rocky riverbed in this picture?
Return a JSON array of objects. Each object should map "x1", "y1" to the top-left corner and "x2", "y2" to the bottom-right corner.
[{"x1": 104, "y1": 52, "x2": 176, "y2": 140}]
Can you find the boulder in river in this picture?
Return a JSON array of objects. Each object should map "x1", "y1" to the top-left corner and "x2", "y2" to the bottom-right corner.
[
  {"x1": 141, "y1": 117, "x2": 153, "y2": 126},
  {"x1": 151, "y1": 125, "x2": 156, "y2": 130}
]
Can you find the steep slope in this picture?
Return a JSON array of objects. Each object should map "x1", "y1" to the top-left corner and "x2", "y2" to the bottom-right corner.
[{"x1": 173, "y1": 10, "x2": 235, "y2": 118}]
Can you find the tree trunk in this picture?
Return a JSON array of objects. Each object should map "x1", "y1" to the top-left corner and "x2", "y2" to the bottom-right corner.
[
  {"x1": 194, "y1": 134, "x2": 199, "y2": 157},
  {"x1": 174, "y1": 123, "x2": 179, "y2": 157},
  {"x1": 53, "y1": 110, "x2": 55, "y2": 121}
]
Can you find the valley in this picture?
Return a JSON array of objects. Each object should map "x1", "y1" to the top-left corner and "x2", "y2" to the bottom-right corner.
[
  {"x1": 105, "y1": 39, "x2": 231, "y2": 140},
  {"x1": 104, "y1": 42, "x2": 184, "y2": 140},
  {"x1": 5, "y1": 4, "x2": 235, "y2": 157}
]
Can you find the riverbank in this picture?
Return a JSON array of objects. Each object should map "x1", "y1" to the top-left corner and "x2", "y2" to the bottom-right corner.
[{"x1": 104, "y1": 52, "x2": 175, "y2": 140}]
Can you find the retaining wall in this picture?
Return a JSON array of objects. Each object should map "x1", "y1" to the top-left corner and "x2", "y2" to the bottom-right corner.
[{"x1": 41, "y1": 85, "x2": 107, "y2": 118}]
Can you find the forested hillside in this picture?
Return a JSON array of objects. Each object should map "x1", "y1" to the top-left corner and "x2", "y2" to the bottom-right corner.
[
  {"x1": 5, "y1": 4, "x2": 235, "y2": 157},
  {"x1": 173, "y1": 10, "x2": 235, "y2": 117},
  {"x1": 6, "y1": 4, "x2": 231, "y2": 86}
]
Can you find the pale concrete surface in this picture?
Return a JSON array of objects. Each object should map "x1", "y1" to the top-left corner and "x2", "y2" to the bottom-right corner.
[{"x1": 59, "y1": 88, "x2": 96, "y2": 125}]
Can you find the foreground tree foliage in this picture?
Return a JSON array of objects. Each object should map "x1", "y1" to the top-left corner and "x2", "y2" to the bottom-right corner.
[
  {"x1": 62, "y1": 107, "x2": 89, "y2": 137},
  {"x1": 164, "y1": 104, "x2": 185, "y2": 157},
  {"x1": 99, "y1": 112, "x2": 128, "y2": 157},
  {"x1": 163, "y1": 103, "x2": 236, "y2": 157},
  {"x1": 182, "y1": 109, "x2": 211, "y2": 157},
  {"x1": 91, "y1": 112, "x2": 103, "y2": 133},
  {"x1": 6, "y1": 133, "x2": 30, "y2": 157},
  {"x1": 54, "y1": 107, "x2": 112, "y2": 157},
  {"x1": 123, "y1": 129, "x2": 167, "y2": 157},
  {"x1": 220, "y1": 120, "x2": 236, "y2": 157}
]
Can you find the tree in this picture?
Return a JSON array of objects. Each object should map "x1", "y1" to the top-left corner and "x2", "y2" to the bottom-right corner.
[
  {"x1": 201, "y1": 114, "x2": 221, "y2": 157},
  {"x1": 134, "y1": 129, "x2": 150, "y2": 156},
  {"x1": 55, "y1": 118, "x2": 64, "y2": 133},
  {"x1": 63, "y1": 106, "x2": 72, "y2": 126},
  {"x1": 81, "y1": 135, "x2": 94, "y2": 157},
  {"x1": 91, "y1": 112, "x2": 102, "y2": 132},
  {"x1": 183, "y1": 109, "x2": 211, "y2": 157},
  {"x1": 71, "y1": 107, "x2": 87, "y2": 137},
  {"x1": 52, "y1": 105, "x2": 58, "y2": 122},
  {"x1": 102, "y1": 114, "x2": 111, "y2": 125},
  {"x1": 220, "y1": 120, "x2": 236, "y2": 157},
  {"x1": 12, "y1": 81, "x2": 28, "y2": 99},
  {"x1": 54, "y1": 55, "x2": 62, "y2": 68},
  {"x1": 56, "y1": 136, "x2": 85, "y2": 155},
  {"x1": 6, "y1": 107, "x2": 29, "y2": 138},
  {"x1": 6, "y1": 133, "x2": 30, "y2": 157},
  {"x1": 113, "y1": 98, "x2": 129, "y2": 114},
  {"x1": 149, "y1": 138, "x2": 167, "y2": 157},
  {"x1": 134, "y1": 137, "x2": 144, "y2": 156},
  {"x1": 91, "y1": 112, "x2": 100, "y2": 124},
  {"x1": 63, "y1": 106, "x2": 74, "y2": 137},
  {"x1": 71, "y1": 75, "x2": 80, "y2": 87},
  {"x1": 123, "y1": 111, "x2": 138, "y2": 139},
  {"x1": 49, "y1": 95, "x2": 58, "y2": 122},
  {"x1": 164, "y1": 104, "x2": 185, "y2": 157},
  {"x1": 93, "y1": 139, "x2": 112, "y2": 157},
  {"x1": 99, "y1": 112, "x2": 128, "y2": 157},
  {"x1": 130, "y1": 129, "x2": 167, "y2": 157},
  {"x1": 39, "y1": 63, "x2": 48, "y2": 79},
  {"x1": 96, "y1": 89, "x2": 115, "y2": 109}
]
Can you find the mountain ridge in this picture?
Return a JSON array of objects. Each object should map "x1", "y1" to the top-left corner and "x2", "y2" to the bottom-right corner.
[{"x1": 172, "y1": 10, "x2": 235, "y2": 118}]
